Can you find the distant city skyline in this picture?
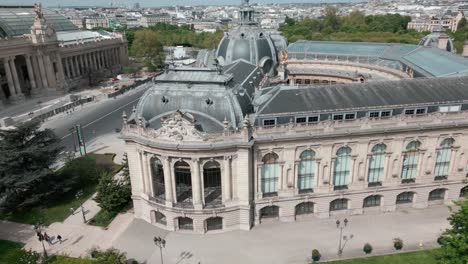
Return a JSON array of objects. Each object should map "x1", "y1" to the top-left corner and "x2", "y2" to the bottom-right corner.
[{"x1": 1, "y1": 0, "x2": 365, "y2": 8}]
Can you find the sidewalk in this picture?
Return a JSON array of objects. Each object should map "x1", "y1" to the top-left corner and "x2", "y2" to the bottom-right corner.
[
  {"x1": 112, "y1": 205, "x2": 450, "y2": 264},
  {"x1": 24, "y1": 132, "x2": 132, "y2": 256}
]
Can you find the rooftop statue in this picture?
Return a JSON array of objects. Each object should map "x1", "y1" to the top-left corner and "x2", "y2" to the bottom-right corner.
[
  {"x1": 242, "y1": 0, "x2": 249, "y2": 6},
  {"x1": 34, "y1": 3, "x2": 44, "y2": 20}
]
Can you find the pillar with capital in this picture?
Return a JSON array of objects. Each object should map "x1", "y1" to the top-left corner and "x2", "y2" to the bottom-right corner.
[
  {"x1": 2, "y1": 57, "x2": 17, "y2": 99},
  {"x1": 37, "y1": 55, "x2": 49, "y2": 88},
  {"x1": 162, "y1": 156, "x2": 173, "y2": 206},
  {"x1": 223, "y1": 156, "x2": 232, "y2": 203},
  {"x1": 25, "y1": 55, "x2": 37, "y2": 92},
  {"x1": 44, "y1": 55, "x2": 57, "y2": 88},
  {"x1": 191, "y1": 158, "x2": 203, "y2": 209},
  {"x1": 9, "y1": 57, "x2": 23, "y2": 97}
]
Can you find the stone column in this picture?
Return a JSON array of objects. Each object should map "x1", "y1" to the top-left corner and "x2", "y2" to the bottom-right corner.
[
  {"x1": 69, "y1": 57, "x2": 76, "y2": 77},
  {"x1": 100, "y1": 50, "x2": 105, "y2": 68},
  {"x1": 79, "y1": 55, "x2": 85, "y2": 76},
  {"x1": 223, "y1": 156, "x2": 232, "y2": 202},
  {"x1": 44, "y1": 55, "x2": 57, "y2": 88},
  {"x1": 9, "y1": 57, "x2": 22, "y2": 96},
  {"x1": 114, "y1": 48, "x2": 120, "y2": 65},
  {"x1": 83, "y1": 53, "x2": 89, "y2": 72},
  {"x1": 64, "y1": 57, "x2": 71, "y2": 78},
  {"x1": 74, "y1": 56, "x2": 81, "y2": 76},
  {"x1": 55, "y1": 54, "x2": 65, "y2": 88},
  {"x1": 30, "y1": 56, "x2": 42, "y2": 89},
  {"x1": 146, "y1": 154, "x2": 154, "y2": 197},
  {"x1": 37, "y1": 55, "x2": 49, "y2": 88},
  {"x1": 92, "y1": 52, "x2": 98, "y2": 70},
  {"x1": 2, "y1": 57, "x2": 16, "y2": 98},
  {"x1": 142, "y1": 152, "x2": 151, "y2": 195},
  {"x1": 25, "y1": 55, "x2": 37, "y2": 90},
  {"x1": 162, "y1": 156, "x2": 173, "y2": 206},
  {"x1": 191, "y1": 158, "x2": 203, "y2": 209}
]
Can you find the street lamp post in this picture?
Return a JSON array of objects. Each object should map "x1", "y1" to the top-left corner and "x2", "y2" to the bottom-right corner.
[
  {"x1": 153, "y1": 236, "x2": 166, "y2": 264},
  {"x1": 75, "y1": 190, "x2": 86, "y2": 223},
  {"x1": 336, "y1": 218, "x2": 353, "y2": 256}
]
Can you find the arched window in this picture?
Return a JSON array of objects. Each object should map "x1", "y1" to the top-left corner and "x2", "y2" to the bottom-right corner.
[
  {"x1": 401, "y1": 141, "x2": 421, "y2": 183},
  {"x1": 298, "y1": 150, "x2": 315, "y2": 193},
  {"x1": 396, "y1": 192, "x2": 414, "y2": 204},
  {"x1": 296, "y1": 202, "x2": 314, "y2": 215},
  {"x1": 203, "y1": 161, "x2": 222, "y2": 206},
  {"x1": 330, "y1": 198, "x2": 348, "y2": 211},
  {"x1": 333, "y1": 147, "x2": 352, "y2": 189},
  {"x1": 178, "y1": 217, "x2": 193, "y2": 230},
  {"x1": 154, "y1": 211, "x2": 166, "y2": 225},
  {"x1": 460, "y1": 186, "x2": 468, "y2": 198},
  {"x1": 261, "y1": 153, "x2": 279, "y2": 196},
  {"x1": 429, "y1": 189, "x2": 446, "y2": 201},
  {"x1": 368, "y1": 144, "x2": 386, "y2": 186},
  {"x1": 174, "y1": 161, "x2": 192, "y2": 205},
  {"x1": 260, "y1": 205, "x2": 279, "y2": 219},
  {"x1": 434, "y1": 139, "x2": 454, "y2": 180},
  {"x1": 206, "y1": 217, "x2": 223, "y2": 231},
  {"x1": 151, "y1": 157, "x2": 165, "y2": 201},
  {"x1": 363, "y1": 195, "x2": 382, "y2": 207}
]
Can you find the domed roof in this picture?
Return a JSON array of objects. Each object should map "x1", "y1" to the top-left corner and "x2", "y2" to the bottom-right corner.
[
  {"x1": 418, "y1": 27, "x2": 455, "y2": 53},
  {"x1": 216, "y1": 26, "x2": 279, "y2": 75}
]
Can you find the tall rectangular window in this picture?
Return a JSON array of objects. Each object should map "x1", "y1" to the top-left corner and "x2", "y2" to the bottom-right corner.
[
  {"x1": 368, "y1": 144, "x2": 386, "y2": 183},
  {"x1": 333, "y1": 147, "x2": 351, "y2": 187},
  {"x1": 261, "y1": 164, "x2": 279, "y2": 194}
]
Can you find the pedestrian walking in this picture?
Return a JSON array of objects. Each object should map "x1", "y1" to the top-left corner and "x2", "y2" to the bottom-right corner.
[
  {"x1": 57, "y1": 235, "x2": 63, "y2": 244},
  {"x1": 43, "y1": 232, "x2": 52, "y2": 246}
]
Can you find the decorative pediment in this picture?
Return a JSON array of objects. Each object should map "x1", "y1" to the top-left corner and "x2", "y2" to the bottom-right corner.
[{"x1": 153, "y1": 111, "x2": 205, "y2": 141}]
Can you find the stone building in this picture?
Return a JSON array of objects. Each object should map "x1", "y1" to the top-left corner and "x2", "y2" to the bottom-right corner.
[
  {"x1": 122, "y1": 0, "x2": 468, "y2": 234},
  {"x1": 0, "y1": 5, "x2": 128, "y2": 105},
  {"x1": 140, "y1": 14, "x2": 172, "y2": 28},
  {"x1": 407, "y1": 11, "x2": 465, "y2": 33}
]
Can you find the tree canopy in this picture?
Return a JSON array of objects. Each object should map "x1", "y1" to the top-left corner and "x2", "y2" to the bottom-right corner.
[
  {"x1": 437, "y1": 198, "x2": 468, "y2": 264},
  {"x1": 0, "y1": 121, "x2": 65, "y2": 212},
  {"x1": 280, "y1": 9, "x2": 423, "y2": 44},
  {"x1": 94, "y1": 154, "x2": 131, "y2": 213}
]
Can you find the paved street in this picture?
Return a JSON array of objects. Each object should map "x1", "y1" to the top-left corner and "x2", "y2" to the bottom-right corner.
[{"x1": 42, "y1": 82, "x2": 151, "y2": 151}]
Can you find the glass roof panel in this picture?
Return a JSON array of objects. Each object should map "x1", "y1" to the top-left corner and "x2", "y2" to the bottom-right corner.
[{"x1": 0, "y1": 7, "x2": 77, "y2": 37}]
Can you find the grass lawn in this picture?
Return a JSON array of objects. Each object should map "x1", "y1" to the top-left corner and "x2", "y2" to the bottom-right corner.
[
  {"x1": 0, "y1": 185, "x2": 96, "y2": 226},
  {"x1": 88, "y1": 209, "x2": 118, "y2": 227},
  {"x1": 0, "y1": 153, "x2": 121, "y2": 226},
  {"x1": 0, "y1": 240, "x2": 25, "y2": 264},
  {"x1": 325, "y1": 249, "x2": 439, "y2": 264}
]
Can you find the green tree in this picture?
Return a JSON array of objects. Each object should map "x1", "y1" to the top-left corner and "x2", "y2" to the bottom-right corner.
[
  {"x1": 457, "y1": 17, "x2": 467, "y2": 31},
  {"x1": 94, "y1": 155, "x2": 131, "y2": 213},
  {"x1": 90, "y1": 248, "x2": 127, "y2": 264},
  {"x1": 437, "y1": 199, "x2": 468, "y2": 264},
  {"x1": 322, "y1": 6, "x2": 341, "y2": 34},
  {"x1": 0, "y1": 121, "x2": 65, "y2": 212},
  {"x1": 131, "y1": 29, "x2": 165, "y2": 71}
]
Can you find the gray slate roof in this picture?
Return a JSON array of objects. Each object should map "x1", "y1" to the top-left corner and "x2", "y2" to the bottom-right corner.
[{"x1": 255, "y1": 76, "x2": 468, "y2": 115}]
